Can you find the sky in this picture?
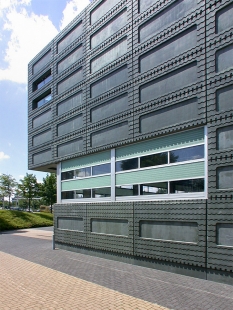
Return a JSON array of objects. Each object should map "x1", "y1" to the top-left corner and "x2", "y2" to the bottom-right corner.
[{"x1": 0, "y1": 0, "x2": 91, "y2": 182}]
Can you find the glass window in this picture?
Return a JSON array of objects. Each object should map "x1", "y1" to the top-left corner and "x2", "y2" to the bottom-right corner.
[
  {"x1": 170, "y1": 145, "x2": 204, "y2": 163},
  {"x1": 36, "y1": 74, "x2": 52, "y2": 90},
  {"x1": 75, "y1": 167, "x2": 91, "y2": 178},
  {"x1": 61, "y1": 170, "x2": 74, "y2": 180},
  {"x1": 92, "y1": 163, "x2": 111, "y2": 175},
  {"x1": 37, "y1": 93, "x2": 52, "y2": 108},
  {"x1": 170, "y1": 178, "x2": 204, "y2": 193},
  {"x1": 140, "y1": 152, "x2": 168, "y2": 168},
  {"x1": 75, "y1": 189, "x2": 91, "y2": 198},
  {"x1": 116, "y1": 158, "x2": 138, "y2": 172},
  {"x1": 140, "y1": 182, "x2": 168, "y2": 195},
  {"x1": 92, "y1": 187, "x2": 111, "y2": 198},
  {"x1": 116, "y1": 185, "x2": 138, "y2": 196},
  {"x1": 61, "y1": 191, "x2": 74, "y2": 199}
]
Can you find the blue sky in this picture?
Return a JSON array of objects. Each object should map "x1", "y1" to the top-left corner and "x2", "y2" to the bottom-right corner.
[{"x1": 0, "y1": 0, "x2": 91, "y2": 182}]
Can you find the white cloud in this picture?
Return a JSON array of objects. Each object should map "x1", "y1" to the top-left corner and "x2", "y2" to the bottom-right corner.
[
  {"x1": 0, "y1": 152, "x2": 10, "y2": 160},
  {"x1": 0, "y1": 2, "x2": 58, "y2": 84},
  {"x1": 60, "y1": 0, "x2": 90, "y2": 30}
]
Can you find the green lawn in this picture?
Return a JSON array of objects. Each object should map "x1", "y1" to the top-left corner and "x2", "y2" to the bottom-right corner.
[{"x1": 0, "y1": 210, "x2": 53, "y2": 231}]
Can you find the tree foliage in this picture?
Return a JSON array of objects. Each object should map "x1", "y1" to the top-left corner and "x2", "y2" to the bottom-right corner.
[
  {"x1": 40, "y1": 173, "x2": 57, "y2": 213},
  {"x1": 0, "y1": 174, "x2": 17, "y2": 207},
  {"x1": 17, "y1": 173, "x2": 39, "y2": 212}
]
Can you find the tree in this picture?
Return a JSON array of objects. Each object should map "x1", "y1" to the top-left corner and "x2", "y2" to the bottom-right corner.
[
  {"x1": 18, "y1": 173, "x2": 39, "y2": 212},
  {"x1": 40, "y1": 173, "x2": 57, "y2": 213},
  {"x1": 0, "y1": 174, "x2": 17, "y2": 208}
]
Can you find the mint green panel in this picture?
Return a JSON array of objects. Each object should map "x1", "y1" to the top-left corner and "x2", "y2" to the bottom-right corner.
[
  {"x1": 116, "y1": 161, "x2": 204, "y2": 185},
  {"x1": 62, "y1": 175, "x2": 111, "y2": 190},
  {"x1": 116, "y1": 127, "x2": 204, "y2": 160},
  {"x1": 62, "y1": 150, "x2": 110, "y2": 171}
]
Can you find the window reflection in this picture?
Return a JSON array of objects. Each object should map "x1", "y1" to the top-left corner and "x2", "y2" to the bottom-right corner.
[
  {"x1": 37, "y1": 93, "x2": 52, "y2": 108},
  {"x1": 170, "y1": 178, "x2": 204, "y2": 193},
  {"x1": 116, "y1": 185, "x2": 138, "y2": 196},
  {"x1": 75, "y1": 189, "x2": 91, "y2": 198},
  {"x1": 75, "y1": 167, "x2": 91, "y2": 178},
  {"x1": 36, "y1": 75, "x2": 52, "y2": 90},
  {"x1": 170, "y1": 145, "x2": 204, "y2": 163},
  {"x1": 140, "y1": 152, "x2": 168, "y2": 168},
  {"x1": 116, "y1": 158, "x2": 138, "y2": 172},
  {"x1": 92, "y1": 187, "x2": 111, "y2": 198},
  {"x1": 140, "y1": 182, "x2": 168, "y2": 195},
  {"x1": 92, "y1": 163, "x2": 111, "y2": 175}
]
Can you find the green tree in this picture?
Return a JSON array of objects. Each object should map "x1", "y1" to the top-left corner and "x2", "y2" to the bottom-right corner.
[
  {"x1": 0, "y1": 174, "x2": 17, "y2": 208},
  {"x1": 18, "y1": 173, "x2": 39, "y2": 212},
  {"x1": 40, "y1": 173, "x2": 57, "y2": 213}
]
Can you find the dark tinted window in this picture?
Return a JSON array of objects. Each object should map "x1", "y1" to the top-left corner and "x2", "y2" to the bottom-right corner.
[
  {"x1": 140, "y1": 182, "x2": 168, "y2": 195},
  {"x1": 140, "y1": 152, "x2": 168, "y2": 168},
  {"x1": 170, "y1": 178, "x2": 204, "y2": 193},
  {"x1": 170, "y1": 145, "x2": 204, "y2": 163},
  {"x1": 92, "y1": 163, "x2": 111, "y2": 175},
  {"x1": 61, "y1": 191, "x2": 74, "y2": 199},
  {"x1": 92, "y1": 187, "x2": 111, "y2": 198},
  {"x1": 61, "y1": 170, "x2": 74, "y2": 180},
  {"x1": 116, "y1": 185, "x2": 138, "y2": 196},
  {"x1": 116, "y1": 158, "x2": 138, "y2": 172}
]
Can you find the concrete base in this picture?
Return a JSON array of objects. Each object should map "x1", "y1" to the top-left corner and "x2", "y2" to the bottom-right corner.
[{"x1": 55, "y1": 242, "x2": 233, "y2": 286}]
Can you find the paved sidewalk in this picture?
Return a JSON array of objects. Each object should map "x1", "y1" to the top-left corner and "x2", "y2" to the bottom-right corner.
[
  {"x1": 0, "y1": 251, "x2": 167, "y2": 310},
  {"x1": 1, "y1": 227, "x2": 233, "y2": 310}
]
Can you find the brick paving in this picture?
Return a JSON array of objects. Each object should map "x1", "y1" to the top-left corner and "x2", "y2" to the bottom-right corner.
[{"x1": 1, "y1": 227, "x2": 233, "y2": 310}]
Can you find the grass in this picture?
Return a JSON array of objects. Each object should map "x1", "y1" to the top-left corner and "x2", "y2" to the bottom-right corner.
[{"x1": 0, "y1": 210, "x2": 53, "y2": 231}]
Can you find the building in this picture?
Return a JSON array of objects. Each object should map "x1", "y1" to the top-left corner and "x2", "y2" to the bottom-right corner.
[{"x1": 28, "y1": 0, "x2": 233, "y2": 285}]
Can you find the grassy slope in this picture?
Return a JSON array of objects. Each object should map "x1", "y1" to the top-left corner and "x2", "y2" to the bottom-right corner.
[{"x1": 0, "y1": 210, "x2": 53, "y2": 231}]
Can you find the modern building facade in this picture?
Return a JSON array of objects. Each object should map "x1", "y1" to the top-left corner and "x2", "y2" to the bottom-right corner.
[{"x1": 28, "y1": 0, "x2": 233, "y2": 284}]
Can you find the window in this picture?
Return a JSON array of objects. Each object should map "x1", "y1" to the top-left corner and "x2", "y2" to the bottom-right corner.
[
  {"x1": 116, "y1": 158, "x2": 138, "y2": 172},
  {"x1": 170, "y1": 145, "x2": 204, "y2": 163},
  {"x1": 61, "y1": 128, "x2": 206, "y2": 201},
  {"x1": 33, "y1": 91, "x2": 52, "y2": 110},
  {"x1": 33, "y1": 70, "x2": 52, "y2": 91},
  {"x1": 140, "y1": 152, "x2": 168, "y2": 168},
  {"x1": 170, "y1": 179, "x2": 204, "y2": 193}
]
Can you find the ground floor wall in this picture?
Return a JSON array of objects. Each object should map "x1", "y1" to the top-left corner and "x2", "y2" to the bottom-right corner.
[{"x1": 54, "y1": 200, "x2": 233, "y2": 285}]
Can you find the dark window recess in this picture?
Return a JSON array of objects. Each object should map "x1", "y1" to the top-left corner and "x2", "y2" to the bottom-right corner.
[
  {"x1": 32, "y1": 91, "x2": 52, "y2": 110},
  {"x1": 75, "y1": 167, "x2": 91, "y2": 178},
  {"x1": 61, "y1": 170, "x2": 74, "y2": 180},
  {"x1": 92, "y1": 187, "x2": 111, "y2": 198},
  {"x1": 140, "y1": 152, "x2": 168, "y2": 168},
  {"x1": 140, "y1": 182, "x2": 168, "y2": 195},
  {"x1": 76, "y1": 189, "x2": 91, "y2": 198},
  {"x1": 116, "y1": 158, "x2": 138, "y2": 172},
  {"x1": 33, "y1": 70, "x2": 52, "y2": 91},
  {"x1": 170, "y1": 178, "x2": 204, "y2": 193},
  {"x1": 92, "y1": 163, "x2": 111, "y2": 176},
  {"x1": 61, "y1": 191, "x2": 74, "y2": 199},
  {"x1": 116, "y1": 185, "x2": 138, "y2": 196},
  {"x1": 170, "y1": 145, "x2": 204, "y2": 163}
]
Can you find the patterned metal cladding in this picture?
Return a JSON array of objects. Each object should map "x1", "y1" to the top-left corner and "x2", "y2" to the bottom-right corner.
[
  {"x1": 134, "y1": 201, "x2": 206, "y2": 267},
  {"x1": 54, "y1": 203, "x2": 87, "y2": 247},
  {"x1": 207, "y1": 200, "x2": 233, "y2": 272},
  {"x1": 86, "y1": 202, "x2": 134, "y2": 255}
]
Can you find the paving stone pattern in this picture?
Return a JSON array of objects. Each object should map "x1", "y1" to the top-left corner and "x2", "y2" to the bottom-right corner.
[{"x1": 1, "y1": 227, "x2": 233, "y2": 310}]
